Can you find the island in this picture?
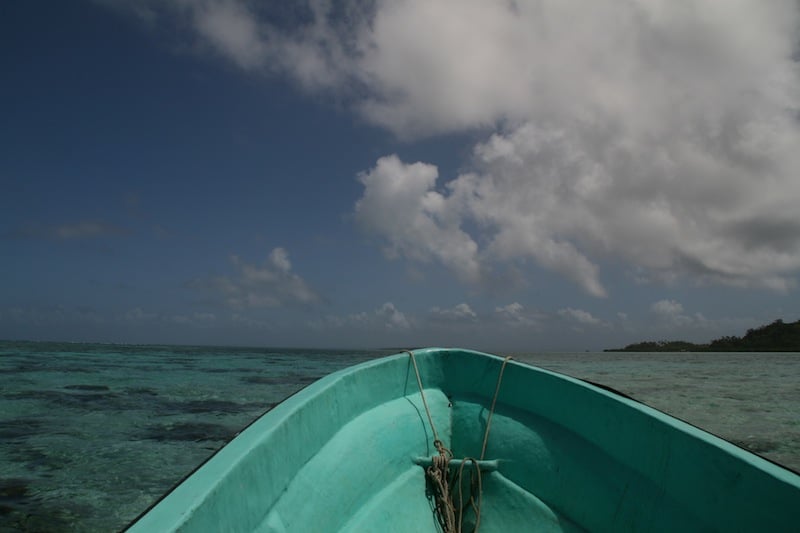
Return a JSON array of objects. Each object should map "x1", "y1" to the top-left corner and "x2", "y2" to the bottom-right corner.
[{"x1": 606, "y1": 319, "x2": 800, "y2": 352}]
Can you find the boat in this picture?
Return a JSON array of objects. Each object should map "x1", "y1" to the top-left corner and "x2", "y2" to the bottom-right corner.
[{"x1": 126, "y1": 348, "x2": 800, "y2": 532}]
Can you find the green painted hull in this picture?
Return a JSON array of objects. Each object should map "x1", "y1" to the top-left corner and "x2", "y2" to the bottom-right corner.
[{"x1": 127, "y1": 348, "x2": 800, "y2": 532}]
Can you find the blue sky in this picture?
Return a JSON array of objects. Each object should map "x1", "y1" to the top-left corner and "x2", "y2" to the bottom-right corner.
[{"x1": 2, "y1": 1, "x2": 800, "y2": 350}]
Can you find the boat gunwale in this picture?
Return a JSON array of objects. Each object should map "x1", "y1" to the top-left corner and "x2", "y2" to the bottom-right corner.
[{"x1": 124, "y1": 349, "x2": 439, "y2": 530}]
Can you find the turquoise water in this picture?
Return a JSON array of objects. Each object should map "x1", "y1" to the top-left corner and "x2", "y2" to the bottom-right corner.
[{"x1": 1, "y1": 342, "x2": 798, "y2": 532}]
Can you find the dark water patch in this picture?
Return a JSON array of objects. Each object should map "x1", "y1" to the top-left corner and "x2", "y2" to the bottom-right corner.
[
  {"x1": 200, "y1": 367, "x2": 263, "y2": 374},
  {"x1": 6, "y1": 389, "x2": 122, "y2": 410},
  {"x1": 140, "y1": 422, "x2": 235, "y2": 443},
  {"x1": 296, "y1": 374, "x2": 323, "y2": 384},
  {"x1": 7, "y1": 444, "x2": 70, "y2": 473},
  {"x1": 180, "y1": 399, "x2": 252, "y2": 414},
  {"x1": 722, "y1": 392, "x2": 753, "y2": 401},
  {"x1": 57, "y1": 392, "x2": 121, "y2": 406},
  {"x1": 5, "y1": 508, "x2": 80, "y2": 533},
  {"x1": 8, "y1": 388, "x2": 261, "y2": 418},
  {"x1": 123, "y1": 387, "x2": 159, "y2": 396},
  {"x1": 153, "y1": 398, "x2": 266, "y2": 417},
  {"x1": 2, "y1": 363, "x2": 101, "y2": 375},
  {"x1": 0, "y1": 479, "x2": 86, "y2": 532},
  {"x1": 240, "y1": 375, "x2": 283, "y2": 385},
  {"x1": 63, "y1": 384, "x2": 110, "y2": 392},
  {"x1": 13, "y1": 391, "x2": 64, "y2": 403},
  {"x1": 0, "y1": 367, "x2": 27, "y2": 375},
  {"x1": 0, "y1": 478, "x2": 83, "y2": 533},
  {"x1": 125, "y1": 364, "x2": 168, "y2": 373},
  {"x1": 0, "y1": 419, "x2": 42, "y2": 440},
  {"x1": 0, "y1": 377, "x2": 35, "y2": 388},
  {"x1": 0, "y1": 363, "x2": 48, "y2": 374},
  {"x1": 731, "y1": 437, "x2": 780, "y2": 454},
  {"x1": 0, "y1": 478, "x2": 30, "y2": 516},
  {"x1": 168, "y1": 358, "x2": 199, "y2": 367},
  {"x1": 241, "y1": 374, "x2": 322, "y2": 385},
  {"x1": 740, "y1": 404, "x2": 768, "y2": 413},
  {"x1": 52, "y1": 366, "x2": 99, "y2": 374}
]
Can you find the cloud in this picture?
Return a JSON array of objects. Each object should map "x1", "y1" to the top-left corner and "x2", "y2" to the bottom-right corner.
[
  {"x1": 316, "y1": 301, "x2": 611, "y2": 334},
  {"x1": 133, "y1": 1, "x2": 799, "y2": 139},
  {"x1": 354, "y1": 155, "x2": 481, "y2": 283},
  {"x1": 354, "y1": 0, "x2": 800, "y2": 139},
  {"x1": 375, "y1": 302, "x2": 410, "y2": 329},
  {"x1": 99, "y1": 0, "x2": 361, "y2": 87},
  {"x1": 355, "y1": 148, "x2": 607, "y2": 295},
  {"x1": 428, "y1": 303, "x2": 477, "y2": 322},
  {"x1": 649, "y1": 299, "x2": 707, "y2": 328},
  {"x1": 558, "y1": 307, "x2": 603, "y2": 327},
  {"x1": 494, "y1": 302, "x2": 541, "y2": 327},
  {"x1": 110, "y1": 0, "x2": 800, "y2": 293},
  {"x1": 188, "y1": 247, "x2": 319, "y2": 309},
  {"x1": 312, "y1": 301, "x2": 410, "y2": 331},
  {"x1": 191, "y1": 0, "x2": 268, "y2": 70},
  {"x1": 650, "y1": 299, "x2": 684, "y2": 318},
  {"x1": 350, "y1": 1, "x2": 800, "y2": 294}
]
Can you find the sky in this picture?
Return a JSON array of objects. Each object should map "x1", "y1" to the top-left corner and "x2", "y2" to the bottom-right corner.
[{"x1": 2, "y1": 0, "x2": 800, "y2": 351}]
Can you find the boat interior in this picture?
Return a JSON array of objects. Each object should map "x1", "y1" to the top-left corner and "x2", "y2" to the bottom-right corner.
[{"x1": 128, "y1": 349, "x2": 800, "y2": 532}]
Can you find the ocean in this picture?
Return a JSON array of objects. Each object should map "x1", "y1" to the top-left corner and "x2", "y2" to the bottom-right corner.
[{"x1": 1, "y1": 342, "x2": 798, "y2": 532}]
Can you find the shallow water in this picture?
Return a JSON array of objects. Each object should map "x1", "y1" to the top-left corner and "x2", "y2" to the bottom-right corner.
[{"x1": 0, "y1": 342, "x2": 797, "y2": 532}]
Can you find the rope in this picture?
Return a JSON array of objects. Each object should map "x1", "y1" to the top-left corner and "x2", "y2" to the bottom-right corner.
[
  {"x1": 407, "y1": 350, "x2": 442, "y2": 446},
  {"x1": 408, "y1": 351, "x2": 457, "y2": 531},
  {"x1": 428, "y1": 452, "x2": 456, "y2": 532},
  {"x1": 480, "y1": 356, "x2": 512, "y2": 461},
  {"x1": 454, "y1": 457, "x2": 483, "y2": 532},
  {"x1": 407, "y1": 351, "x2": 512, "y2": 533}
]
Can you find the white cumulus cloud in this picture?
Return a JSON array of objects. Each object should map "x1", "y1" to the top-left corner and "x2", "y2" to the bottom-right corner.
[
  {"x1": 494, "y1": 302, "x2": 540, "y2": 327},
  {"x1": 188, "y1": 247, "x2": 319, "y2": 309},
  {"x1": 350, "y1": 1, "x2": 800, "y2": 294},
  {"x1": 311, "y1": 301, "x2": 410, "y2": 331},
  {"x1": 558, "y1": 307, "x2": 603, "y2": 327},
  {"x1": 354, "y1": 155, "x2": 481, "y2": 283},
  {"x1": 649, "y1": 299, "x2": 707, "y2": 328},
  {"x1": 191, "y1": 0, "x2": 268, "y2": 70},
  {"x1": 375, "y1": 302, "x2": 410, "y2": 329},
  {"x1": 110, "y1": 0, "x2": 800, "y2": 294},
  {"x1": 429, "y1": 303, "x2": 477, "y2": 322}
]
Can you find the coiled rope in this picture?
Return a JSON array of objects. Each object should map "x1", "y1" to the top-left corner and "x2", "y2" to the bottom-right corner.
[{"x1": 407, "y1": 351, "x2": 512, "y2": 533}]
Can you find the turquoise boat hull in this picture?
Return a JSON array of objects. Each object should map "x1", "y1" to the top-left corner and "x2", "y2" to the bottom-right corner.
[{"x1": 127, "y1": 348, "x2": 800, "y2": 532}]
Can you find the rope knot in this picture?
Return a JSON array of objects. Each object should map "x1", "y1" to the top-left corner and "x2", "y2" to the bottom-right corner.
[
  {"x1": 408, "y1": 351, "x2": 512, "y2": 533},
  {"x1": 433, "y1": 439, "x2": 453, "y2": 458}
]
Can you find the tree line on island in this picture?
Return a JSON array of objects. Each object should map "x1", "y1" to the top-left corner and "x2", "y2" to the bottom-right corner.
[{"x1": 606, "y1": 319, "x2": 800, "y2": 352}]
